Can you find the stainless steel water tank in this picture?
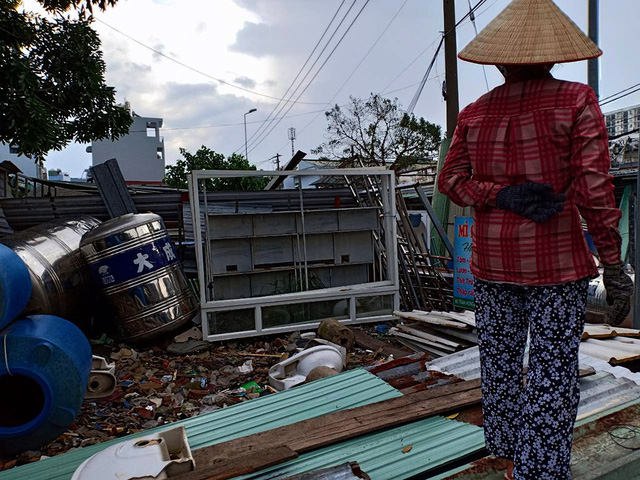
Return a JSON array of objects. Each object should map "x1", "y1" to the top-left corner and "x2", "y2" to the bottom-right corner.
[
  {"x1": 80, "y1": 213, "x2": 198, "y2": 342},
  {"x1": 0, "y1": 215, "x2": 101, "y2": 323}
]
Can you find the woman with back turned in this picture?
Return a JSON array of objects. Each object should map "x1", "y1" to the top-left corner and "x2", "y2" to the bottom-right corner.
[{"x1": 437, "y1": 0, "x2": 634, "y2": 478}]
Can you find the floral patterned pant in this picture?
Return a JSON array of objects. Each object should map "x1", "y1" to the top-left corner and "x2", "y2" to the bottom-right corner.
[{"x1": 474, "y1": 278, "x2": 588, "y2": 480}]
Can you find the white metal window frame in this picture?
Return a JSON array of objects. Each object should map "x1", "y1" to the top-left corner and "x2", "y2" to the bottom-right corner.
[{"x1": 188, "y1": 168, "x2": 399, "y2": 341}]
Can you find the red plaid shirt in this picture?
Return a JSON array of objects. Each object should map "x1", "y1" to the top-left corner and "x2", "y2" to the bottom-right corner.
[{"x1": 438, "y1": 72, "x2": 621, "y2": 285}]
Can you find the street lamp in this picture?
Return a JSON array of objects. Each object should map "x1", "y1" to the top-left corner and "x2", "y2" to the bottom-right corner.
[{"x1": 244, "y1": 108, "x2": 257, "y2": 162}]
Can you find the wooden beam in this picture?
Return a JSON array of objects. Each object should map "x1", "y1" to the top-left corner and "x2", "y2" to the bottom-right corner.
[
  {"x1": 175, "y1": 379, "x2": 482, "y2": 480},
  {"x1": 353, "y1": 328, "x2": 411, "y2": 358},
  {"x1": 180, "y1": 446, "x2": 297, "y2": 480}
]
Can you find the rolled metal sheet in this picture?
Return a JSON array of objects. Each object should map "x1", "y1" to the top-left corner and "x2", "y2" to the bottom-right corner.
[
  {"x1": 0, "y1": 216, "x2": 101, "y2": 323},
  {"x1": 80, "y1": 213, "x2": 198, "y2": 342}
]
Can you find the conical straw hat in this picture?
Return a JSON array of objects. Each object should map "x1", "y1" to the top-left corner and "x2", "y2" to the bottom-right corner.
[{"x1": 458, "y1": 0, "x2": 602, "y2": 65}]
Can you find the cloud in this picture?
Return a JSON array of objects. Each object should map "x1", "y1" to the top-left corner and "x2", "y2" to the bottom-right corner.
[
  {"x1": 234, "y1": 76, "x2": 257, "y2": 88},
  {"x1": 229, "y1": 22, "x2": 283, "y2": 58},
  {"x1": 151, "y1": 43, "x2": 166, "y2": 61},
  {"x1": 140, "y1": 81, "x2": 272, "y2": 163}
]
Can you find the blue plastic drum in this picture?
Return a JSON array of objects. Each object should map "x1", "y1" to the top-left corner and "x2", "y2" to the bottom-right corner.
[
  {"x1": 0, "y1": 315, "x2": 91, "y2": 455},
  {"x1": 0, "y1": 244, "x2": 31, "y2": 329}
]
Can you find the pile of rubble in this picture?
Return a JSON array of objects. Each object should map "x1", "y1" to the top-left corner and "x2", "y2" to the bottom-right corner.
[{"x1": 0, "y1": 323, "x2": 401, "y2": 471}]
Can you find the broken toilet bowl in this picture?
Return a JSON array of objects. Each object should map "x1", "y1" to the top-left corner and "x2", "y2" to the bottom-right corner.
[{"x1": 269, "y1": 345, "x2": 346, "y2": 391}]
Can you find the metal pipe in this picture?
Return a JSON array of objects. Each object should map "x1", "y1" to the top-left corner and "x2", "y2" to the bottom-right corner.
[
  {"x1": 634, "y1": 167, "x2": 640, "y2": 328},
  {"x1": 297, "y1": 183, "x2": 309, "y2": 290}
]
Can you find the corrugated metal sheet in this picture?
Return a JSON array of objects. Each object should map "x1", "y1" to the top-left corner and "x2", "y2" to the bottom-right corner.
[
  {"x1": 0, "y1": 188, "x2": 357, "y2": 233},
  {"x1": 0, "y1": 369, "x2": 400, "y2": 480},
  {"x1": 427, "y1": 346, "x2": 640, "y2": 421},
  {"x1": 0, "y1": 193, "x2": 184, "y2": 230},
  {"x1": 0, "y1": 206, "x2": 12, "y2": 237},
  {"x1": 580, "y1": 337, "x2": 640, "y2": 364},
  {"x1": 244, "y1": 416, "x2": 484, "y2": 480},
  {"x1": 575, "y1": 370, "x2": 640, "y2": 420},
  {"x1": 582, "y1": 324, "x2": 640, "y2": 339}
]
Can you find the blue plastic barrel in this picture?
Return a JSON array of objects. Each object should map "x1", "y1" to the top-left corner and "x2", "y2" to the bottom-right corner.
[
  {"x1": 0, "y1": 244, "x2": 31, "y2": 329},
  {"x1": 0, "y1": 315, "x2": 92, "y2": 455}
]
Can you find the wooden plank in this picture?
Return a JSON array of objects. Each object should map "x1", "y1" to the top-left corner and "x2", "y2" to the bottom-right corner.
[
  {"x1": 352, "y1": 328, "x2": 410, "y2": 358},
  {"x1": 394, "y1": 310, "x2": 470, "y2": 330},
  {"x1": 184, "y1": 379, "x2": 482, "y2": 479},
  {"x1": 397, "y1": 337, "x2": 450, "y2": 357},
  {"x1": 175, "y1": 446, "x2": 298, "y2": 480},
  {"x1": 397, "y1": 324, "x2": 462, "y2": 349},
  {"x1": 430, "y1": 310, "x2": 476, "y2": 328},
  {"x1": 392, "y1": 330, "x2": 457, "y2": 352},
  {"x1": 429, "y1": 324, "x2": 478, "y2": 344},
  {"x1": 413, "y1": 310, "x2": 477, "y2": 328}
]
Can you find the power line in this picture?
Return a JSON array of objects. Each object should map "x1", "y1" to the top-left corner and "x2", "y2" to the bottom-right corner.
[
  {"x1": 407, "y1": 36, "x2": 444, "y2": 114},
  {"x1": 405, "y1": 0, "x2": 487, "y2": 115},
  {"x1": 247, "y1": 0, "x2": 371, "y2": 157},
  {"x1": 268, "y1": 0, "x2": 490, "y2": 163},
  {"x1": 260, "y1": 0, "x2": 410, "y2": 165},
  {"x1": 466, "y1": 0, "x2": 489, "y2": 91},
  {"x1": 263, "y1": 75, "x2": 448, "y2": 166},
  {"x1": 600, "y1": 87, "x2": 640, "y2": 107},
  {"x1": 94, "y1": 18, "x2": 328, "y2": 106},
  {"x1": 380, "y1": 38, "x2": 443, "y2": 96},
  {"x1": 125, "y1": 107, "x2": 330, "y2": 133},
  {"x1": 238, "y1": 0, "x2": 358, "y2": 155},
  {"x1": 599, "y1": 83, "x2": 640, "y2": 104},
  {"x1": 327, "y1": 0, "x2": 410, "y2": 105},
  {"x1": 380, "y1": 0, "x2": 493, "y2": 96},
  {"x1": 244, "y1": 0, "x2": 366, "y2": 155}
]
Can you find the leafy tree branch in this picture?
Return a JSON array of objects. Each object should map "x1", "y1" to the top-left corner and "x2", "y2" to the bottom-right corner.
[
  {"x1": 164, "y1": 146, "x2": 268, "y2": 191},
  {"x1": 313, "y1": 94, "x2": 442, "y2": 172}
]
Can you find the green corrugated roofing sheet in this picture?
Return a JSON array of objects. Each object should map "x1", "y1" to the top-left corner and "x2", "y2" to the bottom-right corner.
[
  {"x1": 0, "y1": 368, "x2": 400, "y2": 480},
  {"x1": 243, "y1": 416, "x2": 485, "y2": 480}
]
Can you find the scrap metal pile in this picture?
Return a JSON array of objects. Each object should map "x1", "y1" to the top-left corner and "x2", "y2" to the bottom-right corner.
[{"x1": 0, "y1": 321, "x2": 399, "y2": 472}]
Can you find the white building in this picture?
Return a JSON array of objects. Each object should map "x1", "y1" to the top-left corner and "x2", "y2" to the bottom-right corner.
[
  {"x1": 0, "y1": 143, "x2": 43, "y2": 179},
  {"x1": 87, "y1": 109, "x2": 165, "y2": 184},
  {"x1": 604, "y1": 104, "x2": 640, "y2": 138}
]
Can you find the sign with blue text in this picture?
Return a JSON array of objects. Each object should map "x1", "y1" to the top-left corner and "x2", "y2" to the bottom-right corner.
[{"x1": 453, "y1": 216, "x2": 474, "y2": 310}]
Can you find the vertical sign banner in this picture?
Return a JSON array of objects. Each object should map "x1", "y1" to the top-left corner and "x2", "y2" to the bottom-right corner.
[{"x1": 453, "y1": 216, "x2": 474, "y2": 310}]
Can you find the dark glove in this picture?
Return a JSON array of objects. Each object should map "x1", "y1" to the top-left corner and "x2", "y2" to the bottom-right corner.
[
  {"x1": 603, "y1": 263, "x2": 634, "y2": 326},
  {"x1": 496, "y1": 182, "x2": 566, "y2": 223}
]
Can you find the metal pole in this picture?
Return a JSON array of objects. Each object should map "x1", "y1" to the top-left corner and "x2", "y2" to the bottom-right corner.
[
  {"x1": 443, "y1": 0, "x2": 460, "y2": 138},
  {"x1": 634, "y1": 168, "x2": 640, "y2": 328},
  {"x1": 244, "y1": 115, "x2": 248, "y2": 161},
  {"x1": 244, "y1": 108, "x2": 257, "y2": 161},
  {"x1": 587, "y1": 0, "x2": 599, "y2": 97}
]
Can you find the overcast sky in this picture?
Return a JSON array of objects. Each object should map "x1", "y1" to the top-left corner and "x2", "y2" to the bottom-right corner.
[{"x1": 28, "y1": 0, "x2": 640, "y2": 177}]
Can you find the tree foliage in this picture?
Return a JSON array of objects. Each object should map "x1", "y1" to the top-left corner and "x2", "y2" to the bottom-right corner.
[
  {"x1": 164, "y1": 146, "x2": 269, "y2": 191},
  {"x1": 313, "y1": 94, "x2": 442, "y2": 171},
  {"x1": 0, "y1": 0, "x2": 132, "y2": 158}
]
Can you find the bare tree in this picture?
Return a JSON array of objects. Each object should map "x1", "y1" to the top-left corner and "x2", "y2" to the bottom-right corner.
[{"x1": 314, "y1": 94, "x2": 442, "y2": 171}]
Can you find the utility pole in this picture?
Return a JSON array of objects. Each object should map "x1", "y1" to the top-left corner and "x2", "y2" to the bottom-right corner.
[
  {"x1": 288, "y1": 127, "x2": 296, "y2": 158},
  {"x1": 274, "y1": 153, "x2": 281, "y2": 170},
  {"x1": 443, "y1": 0, "x2": 460, "y2": 138},
  {"x1": 587, "y1": 0, "x2": 599, "y2": 97}
]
